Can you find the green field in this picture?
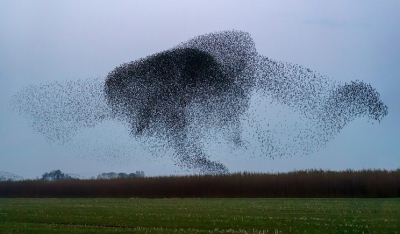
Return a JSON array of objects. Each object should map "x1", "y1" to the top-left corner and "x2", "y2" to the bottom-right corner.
[{"x1": 0, "y1": 198, "x2": 399, "y2": 233}]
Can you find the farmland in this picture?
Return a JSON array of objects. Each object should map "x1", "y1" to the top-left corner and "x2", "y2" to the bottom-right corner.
[{"x1": 0, "y1": 198, "x2": 399, "y2": 233}]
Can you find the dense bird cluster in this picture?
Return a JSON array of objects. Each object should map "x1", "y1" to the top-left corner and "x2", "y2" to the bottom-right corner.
[{"x1": 11, "y1": 30, "x2": 388, "y2": 174}]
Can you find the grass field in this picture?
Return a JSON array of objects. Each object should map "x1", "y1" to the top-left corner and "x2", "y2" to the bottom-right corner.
[{"x1": 0, "y1": 198, "x2": 399, "y2": 233}]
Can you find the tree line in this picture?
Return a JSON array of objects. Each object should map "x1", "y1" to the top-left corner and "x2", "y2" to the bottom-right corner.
[
  {"x1": 0, "y1": 169, "x2": 399, "y2": 198},
  {"x1": 40, "y1": 170, "x2": 145, "y2": 181}
]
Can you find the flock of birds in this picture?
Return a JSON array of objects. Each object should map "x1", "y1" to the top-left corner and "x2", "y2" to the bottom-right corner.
[
  {"x1": 0, "y1": 171, "x2": 23, "y2": 181},
  {"x1": 11, "y1": 30, "x2": 388, "y2": 174}
]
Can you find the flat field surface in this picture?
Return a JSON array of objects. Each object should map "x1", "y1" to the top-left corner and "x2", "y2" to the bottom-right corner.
[{"x1": 0, "y1": 198, "x2": 398, "y2": 233}]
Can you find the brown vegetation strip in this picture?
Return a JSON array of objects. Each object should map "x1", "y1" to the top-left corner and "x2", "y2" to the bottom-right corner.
[{"x1": 1, "y1": 169, "x2": 399, "y2": 198}]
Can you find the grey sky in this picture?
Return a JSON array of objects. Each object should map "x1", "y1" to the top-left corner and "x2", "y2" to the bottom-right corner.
[{"x1": 1, "y1": 0, "x2": 399, "y2": 179}]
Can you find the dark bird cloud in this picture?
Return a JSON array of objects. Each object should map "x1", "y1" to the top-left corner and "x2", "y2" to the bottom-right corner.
[{"x1": 11, "y1": 30, "x2": 388, "y2": 174}]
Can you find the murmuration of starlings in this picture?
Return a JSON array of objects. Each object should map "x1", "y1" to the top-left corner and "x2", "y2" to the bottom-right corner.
[{"x1": 11, "y1": 30, "x2": 388, "y2": 174}]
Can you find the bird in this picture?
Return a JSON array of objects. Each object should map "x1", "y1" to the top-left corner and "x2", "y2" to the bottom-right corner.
[{"x1": 11, "y1": 30, "x2": 388, "y2": 174}]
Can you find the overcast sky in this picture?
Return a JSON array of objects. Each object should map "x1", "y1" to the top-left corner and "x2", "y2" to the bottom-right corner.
[{"x1": 1, "y1": 0, "x2": 399, "y2": 179}]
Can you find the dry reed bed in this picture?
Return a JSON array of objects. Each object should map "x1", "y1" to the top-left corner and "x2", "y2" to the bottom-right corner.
[{"x1": 1, "y1": 169, "x2": 399, "y2": 198}]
